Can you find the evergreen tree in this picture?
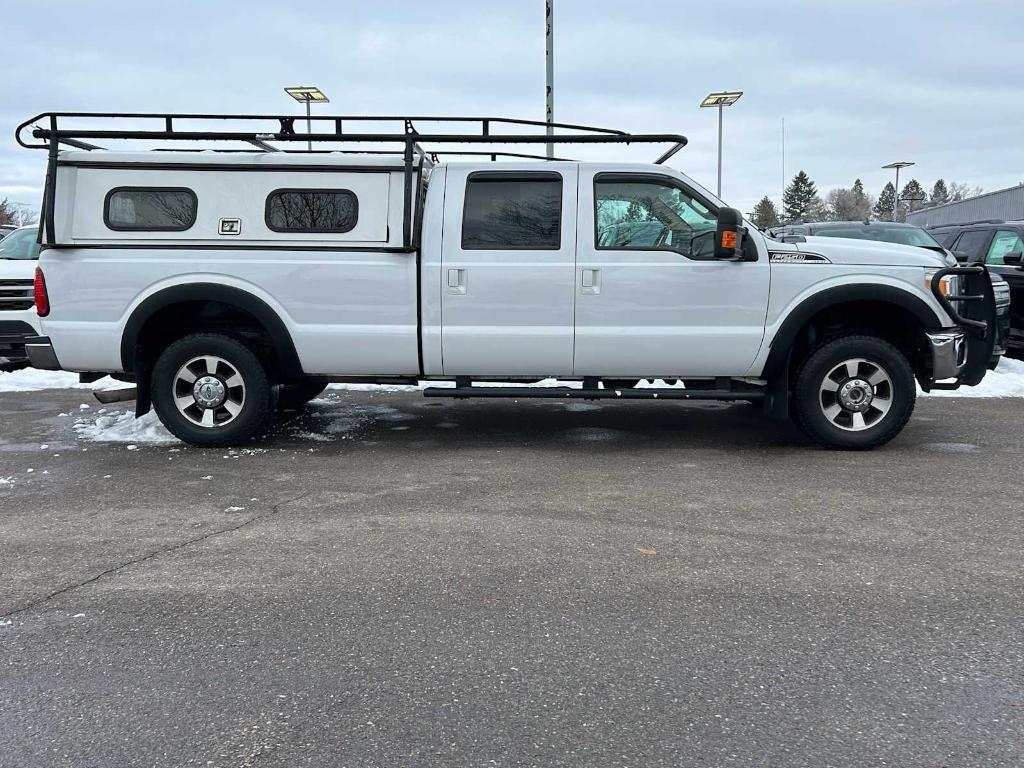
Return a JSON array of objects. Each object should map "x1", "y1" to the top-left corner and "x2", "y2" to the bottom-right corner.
[
  {"x1": 783, "y1": 171, "x2": 820, "y2": 222},
  {"x1": 874, "y1": 182, "x2": 896, "y2": 219},
  {"x1": 751, "y1": 196, "x2": 780, "y2": 229},
  {"x1": 930, "y1": 179, "x2": 949, "y2": 206},
  {"x1": 900, "y1": 179, "x2": 927, "y2": 218},
  {"x1": 852, "y1": 178, "x2": 868, "y2": 207}
]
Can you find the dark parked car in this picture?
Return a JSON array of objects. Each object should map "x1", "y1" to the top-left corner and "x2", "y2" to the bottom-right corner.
[{"x1": 926, "y1": 220, "x2": 1024, "y2": 357}]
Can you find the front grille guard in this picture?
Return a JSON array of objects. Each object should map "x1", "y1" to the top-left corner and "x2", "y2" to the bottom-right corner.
[
  {"x1": 929, "y1": 264, "x2": 996, "y2": 387},
  {"x1": 928, "y1": 265, "x2": 993, "y2": 338}
]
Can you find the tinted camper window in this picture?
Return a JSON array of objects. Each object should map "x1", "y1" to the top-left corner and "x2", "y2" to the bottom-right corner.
[
  {"x1": 462, "y1": 174, "x2": 562, "y2": 249},
  {"x1": 265, "y1": 189, "x2": 359, "y2": 233},
  {"x1": 104, "y1": 188, "x2": 197, "y2": 231}
]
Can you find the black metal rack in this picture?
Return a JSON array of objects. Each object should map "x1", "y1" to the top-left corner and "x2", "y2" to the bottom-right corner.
[{"x1": 17, "y1": 111, "x2": 688, "y2": 250}]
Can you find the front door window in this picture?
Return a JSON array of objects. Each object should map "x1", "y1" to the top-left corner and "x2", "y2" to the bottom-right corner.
[{"x1": 595, "y1": 178, "x2": 717, "y2": 260}]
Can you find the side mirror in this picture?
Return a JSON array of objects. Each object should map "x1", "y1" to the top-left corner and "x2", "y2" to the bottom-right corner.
[
  {"x1": 1004, "y1": 251, "x2": 1023, "y2": 266},
  {"x1": 714, "y1": 207, "x2": 747, "y2": 261},
  {"x1": 952, "y1": 250, "x2": 971, "y2": 264}
]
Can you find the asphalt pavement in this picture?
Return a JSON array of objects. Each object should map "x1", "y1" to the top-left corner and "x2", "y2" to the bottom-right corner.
[{"x1": 1, "y1": 388, "x2": 1022, "y2": 767}]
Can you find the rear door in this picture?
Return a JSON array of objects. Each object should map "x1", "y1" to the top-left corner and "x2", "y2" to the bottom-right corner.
[{"x1": 439, "y1": 166, "x2": 578, "y2": 375}]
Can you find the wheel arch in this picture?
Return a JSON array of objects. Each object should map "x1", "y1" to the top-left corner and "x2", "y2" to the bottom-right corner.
[
  {"x1": 120, "y1": 283, "x2": 304, "y2": 379},
  {"x1": 761, "y1": 284, "x2": 944, "y2": 380}
]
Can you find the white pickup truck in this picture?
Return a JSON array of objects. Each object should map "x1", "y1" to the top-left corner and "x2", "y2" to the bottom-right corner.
[{"x1": 18, "y1": 112, "x2": 1000, "y2": 449}]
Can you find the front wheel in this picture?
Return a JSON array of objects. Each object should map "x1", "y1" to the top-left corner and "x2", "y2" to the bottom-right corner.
[
  {"x1": 151, "y1": 333, "x2": 274, "y2": 446},
  {"x1": 793, "y1": 335, "x2": 916, "y2": 450}
]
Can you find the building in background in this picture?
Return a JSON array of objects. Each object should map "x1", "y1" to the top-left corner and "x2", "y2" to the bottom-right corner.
[{"x1": 908, "y1": 183, "x2": 1024, "y2": 227}]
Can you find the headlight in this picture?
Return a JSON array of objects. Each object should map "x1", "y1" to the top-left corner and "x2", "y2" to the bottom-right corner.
[{"x1": 925, "y1": 270, "x2": 959, "y2": 297}]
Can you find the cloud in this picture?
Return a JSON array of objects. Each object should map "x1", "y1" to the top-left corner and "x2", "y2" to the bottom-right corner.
[{"x1": 3, "y1": 0, "x2": 1022, "y2": 214}]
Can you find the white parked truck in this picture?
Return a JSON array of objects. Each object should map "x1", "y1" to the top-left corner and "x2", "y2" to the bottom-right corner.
[{"x1": 18, "y1": 112, "x2": 1000, "y2": 449}]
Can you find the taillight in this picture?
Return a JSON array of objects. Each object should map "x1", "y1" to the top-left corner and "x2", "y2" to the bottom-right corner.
[{"x1": 34, "y1": 267, "x2": 49, "y2": 317}]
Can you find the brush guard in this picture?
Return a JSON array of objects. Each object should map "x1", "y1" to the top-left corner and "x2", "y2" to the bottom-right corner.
[{"x1": 927, "y1": 265, "x2": 996, "y2": 389}]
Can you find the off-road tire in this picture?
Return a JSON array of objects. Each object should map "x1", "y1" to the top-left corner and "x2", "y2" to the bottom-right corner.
[
  {"x1": 793, "y1": 335, "x2": 916, "y2": 450},
  {"x1": 151, "y1": 333, "x2": 274, "y2": 447}
]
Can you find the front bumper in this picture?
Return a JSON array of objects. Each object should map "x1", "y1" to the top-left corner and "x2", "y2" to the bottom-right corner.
[
  {"x1": 925, "y1": 330, "x2": 968, "y2": 381},
  {"x1": 24, "y1": 335, "x2": 62, "y2": 370}
]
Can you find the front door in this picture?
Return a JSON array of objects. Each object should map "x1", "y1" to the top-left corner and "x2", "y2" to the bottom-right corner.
[
  {"x1": 573, "y1": 171, "x2": 770, "y2": 377},
  {"x1": 440, "y1": 167, "x2": 578, "y2": 375}
]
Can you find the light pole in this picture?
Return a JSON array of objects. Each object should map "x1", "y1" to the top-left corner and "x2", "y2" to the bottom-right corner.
[
  {"x1": 700, "y1": 91, "x2": 743, "y2": 198},
  {"x1": 285, "y1": 86, "x2": 330, "y2": 152},
  {"x1": 882, "y1": 161, "x2": 914, "y2": 222},
  {"x1": 545, "y1": 0, "x2": 555, "y2": 159}
]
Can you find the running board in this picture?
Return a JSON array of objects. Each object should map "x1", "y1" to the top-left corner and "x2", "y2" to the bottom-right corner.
[
  {"x1": 93, "y1": 387, "x2": 138, "y2": 404},
  {"x1": 422, "y1": 386, "x2": 764, "y2": 400}
]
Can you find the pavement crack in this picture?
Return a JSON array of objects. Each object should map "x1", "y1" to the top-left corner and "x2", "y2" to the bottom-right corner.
[{"x1": 1, "y1": 490, "x2": 312, "y2": 619}]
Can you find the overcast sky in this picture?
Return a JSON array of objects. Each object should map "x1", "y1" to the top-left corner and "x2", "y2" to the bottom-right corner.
[{"x1": 3, "y1": 0, "x2": 1022, "y2": 215}]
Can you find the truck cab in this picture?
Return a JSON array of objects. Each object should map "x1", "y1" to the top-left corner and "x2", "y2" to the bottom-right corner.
[{"x1": 18, "y1": 112, "x2": 1002, "y2": 449}]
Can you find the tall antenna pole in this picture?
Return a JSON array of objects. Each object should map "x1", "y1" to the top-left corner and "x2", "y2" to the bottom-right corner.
[
  {"x1": 781, "y1": 117, "x2": 785, "y2": 210},
  {"x1": 545, "y1": 0, "x2": 555, "y2": 159}
]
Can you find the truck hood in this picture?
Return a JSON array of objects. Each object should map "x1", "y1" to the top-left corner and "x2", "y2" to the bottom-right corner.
[{"x1": 793, "y1": 236, "x2": 949, "y2": 268}]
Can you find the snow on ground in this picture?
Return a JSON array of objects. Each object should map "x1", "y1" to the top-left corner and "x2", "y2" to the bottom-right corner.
[
  {"x1": 73, "y1": 410, "x2": 178, "y2": 444},
  {"x1": 5, "y1": 360, "x2": 1023, "y2": 446},
  {"x1": 0, "y1": 368, "x2": 119, "y2": 392},
  {"x1": 919, "y1": 356, "x2": 1024, "y2": 398}
]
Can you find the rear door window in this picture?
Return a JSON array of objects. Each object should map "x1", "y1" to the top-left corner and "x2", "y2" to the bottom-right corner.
[{"x1": 461, "y1": 173, "x2": 562, "y2": 249}]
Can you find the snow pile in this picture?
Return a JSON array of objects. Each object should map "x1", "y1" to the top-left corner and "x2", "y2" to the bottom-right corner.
[
  {"x1": 921, "y1": 356, "x2": 1024, "y2": 398},
  {"x1": 73, "y1": 410, "x2": 179, "y2": 444},
  {"x1": 0, "y1": 368, "x2": 119, "y2": 392}
]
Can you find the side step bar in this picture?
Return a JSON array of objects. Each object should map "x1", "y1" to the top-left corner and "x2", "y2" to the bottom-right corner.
[{"x1": 422, "y1": 386, "x2": 764, "y2": 401}]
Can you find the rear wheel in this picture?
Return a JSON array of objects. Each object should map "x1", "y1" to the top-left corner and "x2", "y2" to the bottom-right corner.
[
  {"x1": 793, "y1": 335, "x2": 916, "y2": 450},
  {"x1": 151, "y1": 333, "x2": 274, "y2": 446}
]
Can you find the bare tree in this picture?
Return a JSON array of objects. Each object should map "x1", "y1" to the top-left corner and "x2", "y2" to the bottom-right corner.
[
  {"x1": 0, "y1": 198, "x2": 18, "y2": 227},
  {"x1": 826, "y1": 186, "x2": 874, "y2": 221},
  {"x1": 947, "y1": 181, "x2": 983, "y2": 203},
  {"x1": 12, "y1": 203, "x2": 38, "y2": 226}
]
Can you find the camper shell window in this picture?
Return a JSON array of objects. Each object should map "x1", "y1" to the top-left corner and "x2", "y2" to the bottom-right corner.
[
  {"x1": 265, "y1": 188, "x2": 359, "y2": 234},
  {"x1": 103, "y1": 187, "x2": 198, "y2": 232}
]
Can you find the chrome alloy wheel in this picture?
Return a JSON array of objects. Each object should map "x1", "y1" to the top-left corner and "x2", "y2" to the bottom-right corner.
[
  {"x1": 172, "y1": 355, "x2": 246, "y2": 428},
  {"x1": 818, "y1": 358, "x2": 893, "y2": 432}
]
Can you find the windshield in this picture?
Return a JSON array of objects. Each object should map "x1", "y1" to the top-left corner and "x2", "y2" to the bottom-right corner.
[
  {"x1": 813, "y1": 225, "x2": 942, "y2": 248},
  {"x1": 0, "y1": 227, "x2": 41, "y2": 260}
]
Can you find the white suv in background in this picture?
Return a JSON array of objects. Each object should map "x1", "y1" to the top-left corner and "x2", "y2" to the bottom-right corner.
[{"x1": 0, "y1": 226, "x2": 41, "y2": 371}]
